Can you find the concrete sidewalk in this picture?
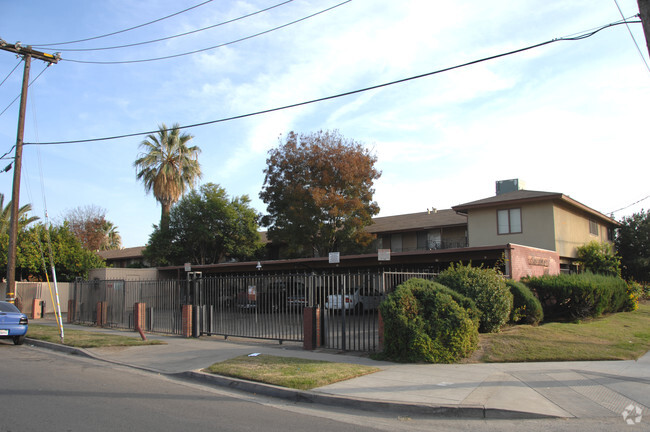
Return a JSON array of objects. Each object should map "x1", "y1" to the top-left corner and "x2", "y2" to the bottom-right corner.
[{"x1": 26, "y1": 320, "x2": 650, "y2": 421}]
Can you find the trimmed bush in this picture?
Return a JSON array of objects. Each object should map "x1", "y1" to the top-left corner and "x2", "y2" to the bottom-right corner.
[
  {"x1": 379, "y1": 278, "x2": 479, "y2": 363},
  {"x1": 506, "y1": 279, "x2": 543, "y2": 325},
  {"x1": 436, "y1": 263, "x2": 513, "y2": 333},
  {"x1": 523, "y1": 273, "x2": 628, "y2": 320}
]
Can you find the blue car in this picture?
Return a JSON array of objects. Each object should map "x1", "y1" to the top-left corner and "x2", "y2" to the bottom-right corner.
[{"x1": 0, "y1": 301, "x2": 28, "y2": 345}]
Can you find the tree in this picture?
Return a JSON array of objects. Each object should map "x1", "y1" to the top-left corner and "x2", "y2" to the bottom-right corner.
[
  {"x1": 63, "y1": 205, "x2": 122, "y2": 251},
  {"x1": 0, "y1": 222, "x2": 105, "y2": 282},
  {"x1": 144, "y1": 183, "x2": 262, "y2": 266},
  {"x1": 134, "y1": 123, "x2": 202, "y2": 230},
  {"x1": 576, "y1": 240, "x2": 621, "y2": 277},
  {"x1": 260, "y1": 130, "x2": 381, "y2": 258},
  {"x1": 0, "y1": 193, "x2": 39, "y2": 235},
  {"x1": 616, "y1": 210, "x2": 650, "y2": 282}
]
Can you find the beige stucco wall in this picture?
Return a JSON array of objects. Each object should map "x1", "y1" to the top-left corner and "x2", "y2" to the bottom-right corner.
[
  {"x1": 467, "y1": 201, "x2": 556, "y2": 251},
  {"x1": 88, "y1": 268, "x2": 159, "y2": 280},
  {"x1": 553, "y1": 204, "x2": 614, "y2": 258}
]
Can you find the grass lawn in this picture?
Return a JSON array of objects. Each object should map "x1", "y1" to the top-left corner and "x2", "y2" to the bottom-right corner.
[
  {"x1": 478, "y1": 301, "x2": 650, "y2": 362},
  {"x1": 28, "y1": 324, "x2": 165, "y2": 348},
  {"x1": 204, "y1": 355, "x2": 381, "y2": 390}
]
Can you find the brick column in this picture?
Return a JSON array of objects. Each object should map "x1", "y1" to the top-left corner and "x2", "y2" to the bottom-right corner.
[
  {"x1": 67, "y1": 300, "x2": 76, "y2": 323},
  {"x1": 303, "y1": 307, "x2": 321, "y2": 350},
  {"x1": 134, "y1": 302, "x2": 146, "y2": 331},
  {"x1": 31, "y1": 298, "x2": 42, "y2": 319},
  {"x1": 182, "y1": 304, "x2": 193, "y2": 338},
  {"x1": 97, "y1": 301, "x2": 107, "y2": 326}
]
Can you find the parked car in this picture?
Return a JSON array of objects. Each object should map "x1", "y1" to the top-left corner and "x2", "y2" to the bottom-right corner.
[
  {"x1": 325, "y1": 286, "x2": 385, "y2": 313},
  {"x1": 0, "y1": 301, "x2": 28, "y2": 345},
  {"x1": 285, "y1": 282, "x2": 308, "y2": 309}
]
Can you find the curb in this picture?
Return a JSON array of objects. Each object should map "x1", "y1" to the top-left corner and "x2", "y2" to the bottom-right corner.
[{"x1": 25, "y1": 338, "x2": 558, "y2": 420}]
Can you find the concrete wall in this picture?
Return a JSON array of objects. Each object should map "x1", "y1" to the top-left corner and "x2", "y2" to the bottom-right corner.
[
  {"x1": 9, "y1": 282, "x2": 71, "y2": 314},
  {"x1": 467, "y1": 201, "x2": 556, "y2": 251}
]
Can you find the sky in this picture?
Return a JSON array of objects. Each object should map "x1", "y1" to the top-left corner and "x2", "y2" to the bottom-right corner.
[{"x1": 0, "y1": 0, "x2": 649, "y2": 249}]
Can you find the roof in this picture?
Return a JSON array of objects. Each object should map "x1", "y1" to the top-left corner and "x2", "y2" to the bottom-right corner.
[
  {"x1": 452, "y1": 189, "x2": 620, "y2": 226},
  {"x1": 97, "y1": 246, "x2": 146, "y2": 260},
  {"x1": 366, "y1": 209, "x2": 467, "y2": 234}
]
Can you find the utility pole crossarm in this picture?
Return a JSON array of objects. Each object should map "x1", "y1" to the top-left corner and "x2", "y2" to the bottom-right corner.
[{"x1": 0, "y1": 40, "x2": 60, "y2": 64}]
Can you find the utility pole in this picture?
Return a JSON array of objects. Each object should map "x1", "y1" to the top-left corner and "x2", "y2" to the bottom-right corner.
[
  {"x1": 639, "y1": 0, "x2": 650, "y2": 57},
  {"x1": 0, "y1": 40, "x2": 58, "y2": 303}
]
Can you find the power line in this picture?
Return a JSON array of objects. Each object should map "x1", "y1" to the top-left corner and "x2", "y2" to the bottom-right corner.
[
  {"x1": 0, "y1": 59, "x2": 23, "y2": 88},
  {"x1": 61, "y1": 1, "x2": 351, "y2": 65},
  {"x1": 609, "y1": 194, "x2": 650, "y2": 215},
  {"x1": 38, "y1": 0, "x2": 294, "y2": 53},
  {"x1": 31, "y1": 0, "x2": 215, "y2": 47},
  {"x1": 613, "y1": 0, "x2": 650, "y2": 72},
  {"x1": 0, "y1": 63, "x2": 52, "y2": 118},
  {"x1": 24, "y1": 18, "x2": 640, "y2": 147}
]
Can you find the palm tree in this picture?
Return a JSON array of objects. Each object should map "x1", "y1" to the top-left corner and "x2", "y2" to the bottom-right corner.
[
  {"x1": 134, "y1": 123, "x2": 202, "y2": 230},
  {"x1": 100, "y1": 221, "x2": 122, "y2": 250},
  {"x1": 0, "y1": 193, "x2": 39, "y2": 236}
]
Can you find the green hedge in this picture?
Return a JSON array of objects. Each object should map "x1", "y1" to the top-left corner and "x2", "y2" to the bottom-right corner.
[
  {"x1": 506, "y1": 279, "x2": 543, "y2": 325},
  {"x1": 436, "y1": 263, "x2": 513, "y2": 333},
  {"x1": 379, "y1": 278, "x2": 478, "y2": 363},
  {"x1": 523, "y1": 273, "x2": 628, "y2": 320}
]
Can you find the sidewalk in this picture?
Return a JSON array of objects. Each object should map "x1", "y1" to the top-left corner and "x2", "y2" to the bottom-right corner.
[{"x1": 26, "y1": 320, "x2": 650, "y2": 420}]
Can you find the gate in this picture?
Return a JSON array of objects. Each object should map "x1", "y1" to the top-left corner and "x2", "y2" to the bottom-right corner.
[{"x1": 71, "y1": 271, "x2": 437, "y2": 352}]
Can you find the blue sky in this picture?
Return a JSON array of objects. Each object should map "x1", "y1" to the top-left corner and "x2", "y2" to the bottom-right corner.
[{"x1": 1, "y1": 0, "x2": 648, "y2": 248}]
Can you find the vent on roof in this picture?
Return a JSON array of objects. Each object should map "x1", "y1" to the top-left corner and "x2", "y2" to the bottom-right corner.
[{"x1": 496, "y1": 179, "x2": 524, "y2": 195}]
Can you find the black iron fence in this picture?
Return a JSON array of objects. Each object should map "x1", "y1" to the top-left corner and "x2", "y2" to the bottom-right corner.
[{"x1": 71, "y1": 270, "x2": 436, "y2": 352}]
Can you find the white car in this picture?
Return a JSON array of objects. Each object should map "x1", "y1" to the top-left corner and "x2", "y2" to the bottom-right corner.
[{"x1": 325, "y1": 286, "x2": 385, "y2": 313}]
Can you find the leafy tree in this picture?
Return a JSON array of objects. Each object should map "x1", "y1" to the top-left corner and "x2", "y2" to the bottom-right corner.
[
  {"x1": 260, "y1": 130, "x2": 381, "y2": 258},
  {"x1": 144, "y1": 183, "x2": 262, "y2": 266},
  {"x1": 616, "y1": 210, "x2": 650, "y2": 282},
  {"x1": 134, "y1": 123, "x2": 202, "y2": 230},
  {"x1": 63, "y1": 205, "x2": 121, "y2": 251},
  {"x1": 0, "y1": 222, "x2": 105, "y2": 282},
  {"x1": 576, "y1": 240, "x2": 621, "y2": 277}
]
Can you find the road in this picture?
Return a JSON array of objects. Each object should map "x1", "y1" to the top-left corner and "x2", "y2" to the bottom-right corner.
[{"x1": 0, "y1": 342, "x2": 644, "y2": 432}]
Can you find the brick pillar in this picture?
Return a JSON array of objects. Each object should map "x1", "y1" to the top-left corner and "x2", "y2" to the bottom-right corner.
[
  {"x1": 134, "y1": 302, "x2": 146, "y2": 331},
  {"x1": 97, "y1": 301, "x2": 107, "y2": 326},
  {"x1": 67, "y1": 300, "x2": 76, "y2": 323},
  {"x1": 378, "y1": 310, "x2": 384, "y2": 352},
  {"x1": 303, "y1": 307, "x2": 321, "y2": 350},
  {"x1": 31, "y1": 298, "x2": 42, "y2": 319},
  {"x1": 182, "y1": 304, "x2": 193, "y2": 338}
]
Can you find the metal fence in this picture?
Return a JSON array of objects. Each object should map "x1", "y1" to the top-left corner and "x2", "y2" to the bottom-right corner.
[{"x1": 71, "y1": 270, "x2": 437, "y2": 352}]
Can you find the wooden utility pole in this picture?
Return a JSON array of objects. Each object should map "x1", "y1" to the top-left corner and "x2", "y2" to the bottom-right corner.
[
  {"x1": 639, "y1": 0, "x2": 650, "y2": 57},
  {"x1": 0, "y1": 41, "x2": 58, "y2": 303}
]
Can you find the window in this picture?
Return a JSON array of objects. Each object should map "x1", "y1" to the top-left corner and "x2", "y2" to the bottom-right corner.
[
  {"x1": 391, "y1": 233, "x2": 403, "y2": 252},
  {"x1": 589, "y1": 220, "x2": 599, "y2": 236},
  {"x1": 497, "y1": 208, "x2": 522, "y2": 234}
]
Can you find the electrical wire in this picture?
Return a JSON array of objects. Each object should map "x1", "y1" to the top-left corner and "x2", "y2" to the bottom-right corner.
[
  {"x1": 0, "y1": 59, "x2": 23, "y2": 88},
  {"x1": 613, "y1": 0, "x2": 650, "y2": 72},
  {"x1": 60, "y1": 1, "x2": 351, "y2": 64},
  {"x1": 609, "y1": 194, "x2": 650, "y2": 215},
  {"x1": 0, "y1": 63, "x2": 52, "y2": 118},
  {"x1": 31, "y1": 0, "x2": 215, "y2": 47},
  {"x1": 23, "y1": 18, "x2": 640, "y2": 147},
  {"x1": 40, "y1": 0, "x2": 295, "y2": 52}
]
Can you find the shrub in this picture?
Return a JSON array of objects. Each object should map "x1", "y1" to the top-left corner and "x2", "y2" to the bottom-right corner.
[
  {"x1": 523, "y1": 273, "x2": 628, "y2": 320},
  {"x1": 379, "y1": 278, "x2": 478, "y2": 363},
  {"x1": 625, "y1": 280, "x2": 644, "y2": 312},
  {"x1": 576, "y1": 241, "x2": 621, "y2": 277},
  {"x1": 506, "y1": 279, "x2": 543, "y2": 325},
  {"x1": 436, "y1": 263, "x2": 513, "y2": 333}
]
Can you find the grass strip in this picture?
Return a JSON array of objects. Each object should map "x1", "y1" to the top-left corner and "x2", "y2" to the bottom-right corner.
[
  {"x1": 204, "y1": 354, "x2": 380, "y2": 390},
  {"x1": 28, "y1": 324, "x2": 165, "y2": 348},
  {"x1": 479, "y1": 302, "x2": 650, "y2": 362}
]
